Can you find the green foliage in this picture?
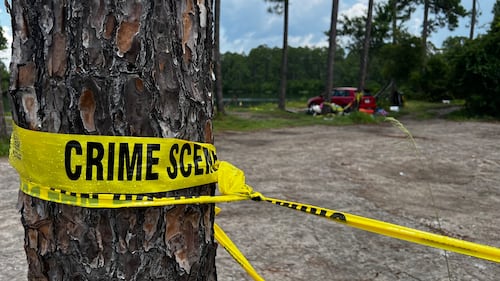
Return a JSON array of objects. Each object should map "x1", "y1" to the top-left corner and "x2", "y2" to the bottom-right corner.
[
  {"x1": 447, "y1": 31, "x2": 500, "y2": 117},
  {"x1": 379, "y1": 35, "x2": 424, "y2": 83},
  {"x1": 493, "y1": 0, "x2": 500, "y2": 33},
  {"x1": 264, "y1": 0, "x2": 285, "y2": 14},
  {"x1": 338, "y1": 1, "x2": 394, "y2": 52},
  {"x1": 424, "y1": 0, "x2": 467, "y2": 35},
  {"x1": 222, "y1": 45, "x2": 350, "y2": 100},
  {"x1": 419, "y1": 55, "x2": 451, "y2": 101},
  {"x1": 217, "y1": 0, "x2": 499, "y2": 119},
  {"x1": 0, "y1": 27, "x2": 7, "y2": 50}
]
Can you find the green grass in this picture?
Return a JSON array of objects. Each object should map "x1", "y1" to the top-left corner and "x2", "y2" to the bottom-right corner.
[
  {"x1": 0, "y1": 137, "x2": 9, "y2": 157},
  {"x1": 390, "y1": 100, "x2": 465, "y2": 120},
  {"x1": 213, "y1": 101, "x2": 381, "y2": 133}
]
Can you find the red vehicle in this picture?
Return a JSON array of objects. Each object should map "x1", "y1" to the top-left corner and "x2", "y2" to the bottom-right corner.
[{"x1": 307, "y1": 87, "x2": 377, "y2": 112}]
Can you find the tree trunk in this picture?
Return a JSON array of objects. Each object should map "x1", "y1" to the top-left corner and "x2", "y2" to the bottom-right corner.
[
  {"x1": 422, "y1": 0, "x2": 429, "y2": 54},
  {"x1": 278, "y1": 0, "x2": 288, "y2": 110},
  {"x1": 358, "y1": 0, "x2": 373, "y2": 105},
  {"x1": 470, "y1": 0, "x2": 477, "y2": 40},
  {"x1": 214, "y1": 0, "x2": 225, "y2": 115},
  {"x1": 9, "y1": 1, "x2": 217, "y2": 280},
  {"x1": 324, "y1": 0, "x2": 339, "y2": 102},
  {"x1": 391, "y1": 0, "x2": 397, "y2": 44}
]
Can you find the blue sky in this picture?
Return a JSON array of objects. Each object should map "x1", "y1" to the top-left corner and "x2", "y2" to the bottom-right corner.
[
  {"x1": 220, "y1": 0, "x2": 495, "y2": 54},
  {"x1": 0, "y1": 0, "x2": 495, "y2": 65}
]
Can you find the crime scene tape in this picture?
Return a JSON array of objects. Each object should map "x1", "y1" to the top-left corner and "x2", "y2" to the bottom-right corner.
[
  {"x1": 9, "y1": 123, "x2": 218, "y2": 195},
  {"x1": 8, "y1": 123, "x2": 500, "y2": 280},
  {"x1": 214, "y1": 207, "x2": 265, "y2": 281}
]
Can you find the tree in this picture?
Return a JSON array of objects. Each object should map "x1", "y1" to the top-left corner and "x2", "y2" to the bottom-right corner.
[
  {"x1": 379, "y1": 34, "x2": 424, "y2": 91},
  {"x1": 470, "y1": 0, "x2": 477, "y2": 39},
  {"x1": 358, "y1": 0, "x2": 374, "y2": 95},
  {"x1": 420, "y1": 0, "x2": 467, "y2": 53},
  {"x1": 491, "y1": 0, "x2": 500, "y2": 33},
  {"x1": 447, "y1": 0, "x2": 500, "y2": 117},
  {"x1": 0, "y1": 27, "x2": 8, "y2": 139},
  {"x1": 386, "y1": 0, "x2": 416, "y2": 44},
  {"x1": 324, "y1": 0, "x2": 339, "y2": 101},
  {"x1": 214, "y1": 0, "x2": 225, "y2": 115},
  {"x1": 382, "y1": 0, "x2": 417, "y2": 101},
  {"x1": 265, "y1": 0, "x2": 289, "y2": 110},
  {"x1": 220, "y1": 52, "x2": 251, "y2": 98},
  {"x1": 9, "y1": 1, "x2": 217, "y2": 280},
  {"x1": 338, "y1": 2, "x2": 391, "y2": 53}
]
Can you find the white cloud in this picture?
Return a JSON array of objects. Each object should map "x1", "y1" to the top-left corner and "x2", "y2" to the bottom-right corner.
[
  {"x1": 289, "y1": 33, "x2": 328, "y2": 49},
  {"x1": 409, "y1": 17, "x2": 422, "y2": 36},
  {"x1": 340, "y1": 2, "x2": 367, "y2": 19}
]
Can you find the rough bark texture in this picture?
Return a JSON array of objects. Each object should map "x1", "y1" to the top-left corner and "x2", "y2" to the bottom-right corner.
[{"x1": 9, "y1": 0, "x2": 217, "y2": 280}]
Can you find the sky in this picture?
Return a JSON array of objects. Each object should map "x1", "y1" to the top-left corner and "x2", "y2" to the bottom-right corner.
[
  {"x1": 219, "y1": 0, "x2": 495, "y2": 54},
  {"x1": 0, "y1": 0, "x2": 495, "y2": 65}
]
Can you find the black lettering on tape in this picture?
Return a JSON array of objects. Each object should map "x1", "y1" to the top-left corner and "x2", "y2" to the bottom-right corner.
[
  {"x1": 65, "y1": 140, "x2": 82, "y2": 180},
  {"x1": 180, "y1": 143, "x2": 192, "y2": 177},
  {"x1": 107, "y1": 143, "x2": 115, "y2": 180},
  {"x1": 146, "y1": 144, "x2": 160, "y2": 180},
  {"x1": 193, "y1": 144, "x2": 203, "y2": 176},
  {"x1": 331, "y1": 212, "x2": 346, "y2": 222},
  {"x1": 118, "y1": 143, "x2": 143, "y2": 181},
  {"x1": 167, "y1": 144, "x2": 179, "y2": 179},
  {"x1": 86, "y1": 142, "x2": 105, "y2": 180}
]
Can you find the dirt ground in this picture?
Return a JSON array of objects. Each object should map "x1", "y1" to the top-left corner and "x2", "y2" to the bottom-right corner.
[{"x1": 1, "y1": 116, "x2": 500, "y2": 280}]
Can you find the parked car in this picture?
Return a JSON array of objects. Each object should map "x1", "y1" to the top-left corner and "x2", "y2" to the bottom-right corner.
[{"x1": 307, "y1": 87, "x2": 377, "y2": 113}]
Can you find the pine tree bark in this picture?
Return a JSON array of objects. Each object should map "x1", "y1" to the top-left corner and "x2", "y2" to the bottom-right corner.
[{"x1": 9, "y1": 0, "x2": 217, "y2": 280}]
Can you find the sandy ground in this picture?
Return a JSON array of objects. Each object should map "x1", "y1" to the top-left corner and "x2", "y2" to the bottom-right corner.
[{"x1": 1, "y1": 117, "x2": 500, "y2": 280}]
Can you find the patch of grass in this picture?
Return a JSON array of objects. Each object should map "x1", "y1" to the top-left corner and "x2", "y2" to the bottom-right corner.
[
  {"x1": 214, "y1": 101, "x2": 381, "y2": 133},
  {"x1": 0, "y1": 137, "x2": 9, "y2": 157},
  {"x1": 391, "y1": 100, "x2": 465, "y2": 120}
]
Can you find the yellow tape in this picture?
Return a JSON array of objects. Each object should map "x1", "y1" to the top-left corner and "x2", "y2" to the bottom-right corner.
[
  {"x1": 18, "y1": 177, "x2": 249, "y2": 208},
  {"x1": 14, "y1": 154, "x2": 255, "y2": 208},
  {"x1": 258, "y1": 196, "x2": 500, "y2": 263},
  {"x1": 215, "y1": 223, "x2": 264, "y2": 281},
  {"x1": 9, "y1": 123, "x2": 218, "y2": 194},
  {"x1": 214, "y1": 207, "x2": 265, "y2": 281},
  {"x1": 8, "y1": 125, "x2": 500, "y2": 268}
]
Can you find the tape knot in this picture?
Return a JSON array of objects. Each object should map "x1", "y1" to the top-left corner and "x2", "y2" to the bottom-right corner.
[
  {"x1": 250, "y1": 192, "x2": 263, "y2": 201},
  {"x1": 217, "y1": 161, "x2": 254, "y2": 196}
]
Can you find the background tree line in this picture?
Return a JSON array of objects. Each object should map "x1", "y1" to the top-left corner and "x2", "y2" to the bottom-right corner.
[{"x1": 219, "y1": 0, "x2": 500, "y2": 118}]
